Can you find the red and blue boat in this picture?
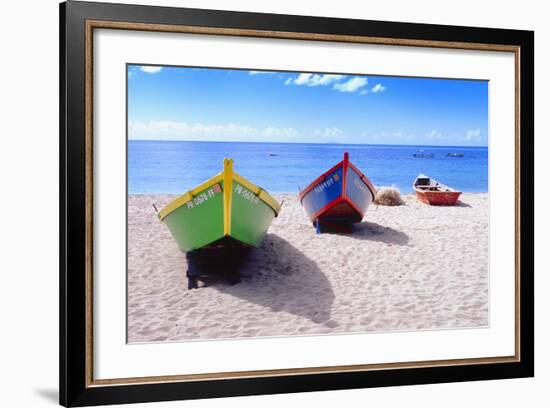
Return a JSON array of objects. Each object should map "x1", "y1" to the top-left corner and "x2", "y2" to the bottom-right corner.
[{"x1": 299, "y1": 152, "x2": 377, "y2": 232}]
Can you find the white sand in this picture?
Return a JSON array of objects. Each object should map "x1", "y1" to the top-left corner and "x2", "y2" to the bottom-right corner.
[{"x1": 128, "y1": 193, "x2": 488, "y2": 343}]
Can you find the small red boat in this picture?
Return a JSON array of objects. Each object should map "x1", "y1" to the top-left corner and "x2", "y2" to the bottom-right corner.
[{"x1": 413, "y1": 174, "x2": 462, "y2": 205}]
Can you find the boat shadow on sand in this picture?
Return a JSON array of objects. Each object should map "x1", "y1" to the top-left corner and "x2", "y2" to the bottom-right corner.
[
  {"x1": 326, "y1": 221, "x2": 410, "y2": 245},
  {"x1": 351, "y1": 221, "x2": 410, "y2": 245},
  {"x1": 187, "y1": 234, "x2": 336, "y2": 327}
]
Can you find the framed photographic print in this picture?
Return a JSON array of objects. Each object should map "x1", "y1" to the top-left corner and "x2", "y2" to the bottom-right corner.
[{"x1": 60, "y1": 0, "x2": 534, "y2": 406}]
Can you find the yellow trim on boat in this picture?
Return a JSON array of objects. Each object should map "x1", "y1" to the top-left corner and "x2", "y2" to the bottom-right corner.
[
  {"x1": 157, "y1": 173, "x2": 223, "y2": 221},
  {"x1": 157, "y1": 159, "x2": 281, "y2": 222},
  {"x1": 233, "y1": 173, "x2": 281, "y2": 216},
  {"x1": 223, "y1": 158, "x2": 233, "y2": 235}
]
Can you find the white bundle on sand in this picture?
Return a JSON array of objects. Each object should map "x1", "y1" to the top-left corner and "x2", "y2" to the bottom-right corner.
[{"x1": 374, "y1": 186, "x2": 405, "y2": 206}]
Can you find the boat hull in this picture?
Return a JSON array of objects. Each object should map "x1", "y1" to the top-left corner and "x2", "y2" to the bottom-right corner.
[
  {"x1": 163, "y1": 181, "x2": 225, "y2": 251},
  {"x1": 160, "y1": 160, "x2": 279, "y2": 251},
  {"x1": 415, "y1": 190, "x2": 461, "y2": 205},
  {"x1": 299, "y1": 153, "x2": 376, "y2": 225},
  {"x1": 413, "y1": 174, "x2": 462, "y2": 205},
  {"x1": 230, "y1": 179, "x2": 277, "y2": 247}
]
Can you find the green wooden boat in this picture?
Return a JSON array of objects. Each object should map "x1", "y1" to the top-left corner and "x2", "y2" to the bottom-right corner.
[{"x1": 158, "y1": 158, "x2": 281, "y2": 252}]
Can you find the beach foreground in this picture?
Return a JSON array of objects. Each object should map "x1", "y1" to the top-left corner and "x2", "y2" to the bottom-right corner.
[{"x1": 128, "y1": 193, "x2": 488, "y2": 343}]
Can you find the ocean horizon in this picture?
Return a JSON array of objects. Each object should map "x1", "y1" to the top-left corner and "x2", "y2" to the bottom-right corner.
[{"x1": 128, "y1": 140, "x2": 488, "y2": 194}]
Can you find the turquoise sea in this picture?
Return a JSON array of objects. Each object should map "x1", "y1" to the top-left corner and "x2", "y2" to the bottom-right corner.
[{"x1": 128, "y1": 141, "x2": 488, "y2": 194}]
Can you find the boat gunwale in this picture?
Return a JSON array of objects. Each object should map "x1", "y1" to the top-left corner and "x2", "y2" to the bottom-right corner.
[
  {"x1": 298, "y1": 160, "x2": 344, "y2": 202},
  {"x1": 158, "y1": 166, "x2": 281, "y2": 222},
  {"x1": 232, "y1": 173, "x2": 281, "y2": 216},
  {"x1": 299, "y1": 154, "x2": 377, "y2": 204},
  {"x1": 158, "y1": 173, "x2": 224, "y2": 221},
  {"x1": 412, "y1": 175, "x2": 462, "y2": 195},
  {"x1": 347, "y1": 161, "x2": 377, "y2": 200}
]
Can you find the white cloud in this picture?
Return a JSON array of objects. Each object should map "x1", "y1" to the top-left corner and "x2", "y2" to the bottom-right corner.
[
  {"x1": 140, "y1": 66, "x2": 162, "y2": 74},
  {"x1": 285, "y1": 73, "x2": 372, "y2": 94},
  {"x1": 333, "y1": 77, "x2": 368, "y2": 93},
  {"x1": 314, "y1": 127, "x2": 343, "y2": 138},
  {"x1": 249, "y1": 70, "x2": 274, "y2": 75},
  {"x1": 357, "y1": 128, "x2": 484, "y2": 146},
  {"x1": 421, "y1": 129, "x2": 486, "y2": 145},
  {"x1": 359, "y1": 89, "x2": 368, "y2": 95},
  {"x1": 310, "y1": 74, "x2": 345, "y2": 86},
  {"x1": 465, "y1": 129, "x2": 481, "y2": 140},
  {"x1": 371, "y1": 83, "x2": 387, "y2": 93},
  {"x1": 129, "y1": 120, "x2": 299, "y2": 142},
  {"x1": 262, "y1": 127, "x2": 298, "y2": 137},
  {"x1": 420, "y1": 128, "x2": 486, "y2": 145},
  {"x1": 287, "y1": 73, "x2": 345, "y2": 87},
  {"x1": 356, "y1": 130, "x2": 415, "y2": 144},
  {"x1": 426, "y1": 129, "x2": 443, "y2": 140},
  {"x1": 392, "y1": 130, "x2": 413, "y2": 140},
  {"x1": 129, "y1": 121, "x2": 254, "y2": 139},
  {"x1": 293, "y1": 73, "x2": 313, "y2": 85}
]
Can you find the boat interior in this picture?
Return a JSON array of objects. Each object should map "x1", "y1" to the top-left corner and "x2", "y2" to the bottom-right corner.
[{"x1": 414, "y1": 176, "x2": 454, "y2": 192}]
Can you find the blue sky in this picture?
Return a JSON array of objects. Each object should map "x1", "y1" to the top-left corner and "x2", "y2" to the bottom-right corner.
[{"x1": 128, "y1": 64, "x2": 488, "y2": 146}]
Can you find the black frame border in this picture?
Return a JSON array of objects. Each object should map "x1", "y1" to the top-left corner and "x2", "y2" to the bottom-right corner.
[{"x1": 60, "y1": 1, "x2": 534, "y2": 406}]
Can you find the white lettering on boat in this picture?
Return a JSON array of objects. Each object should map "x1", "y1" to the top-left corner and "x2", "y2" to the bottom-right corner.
[
  {"x1": 314, "y1": 176, "x2": 335, "y2": 194},
  {"x1": 234, "y1": 184, "x2": 260, "y2": 205},
  {"x1": 353, "y1": 178, "x2": 368, "y2": 193},
  {"x1": 186, "y1": 187, "x2": 218, "y2": 209}
]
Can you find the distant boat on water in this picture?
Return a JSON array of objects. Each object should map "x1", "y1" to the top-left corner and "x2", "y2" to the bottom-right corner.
[
  {"x1": 413, "y1": 150, "x2": 434, "y2": 158},
  {"x1": 413, "y1": 174, "x2": 462, "y2": 205},
  {"x1": 268, "y1": 153, "x2": 278, "y2": 156},
  {"x1": 447, "y1": 152, "x2": 464, "y2": 157},
  {"x1": 299, "y1": 152, "x2": 376, "y2": 232}
]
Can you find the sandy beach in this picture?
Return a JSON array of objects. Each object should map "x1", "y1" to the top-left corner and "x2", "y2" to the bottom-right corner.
[{"x1": 128, "y1": 193, "x2": 488, "y2": 343}]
